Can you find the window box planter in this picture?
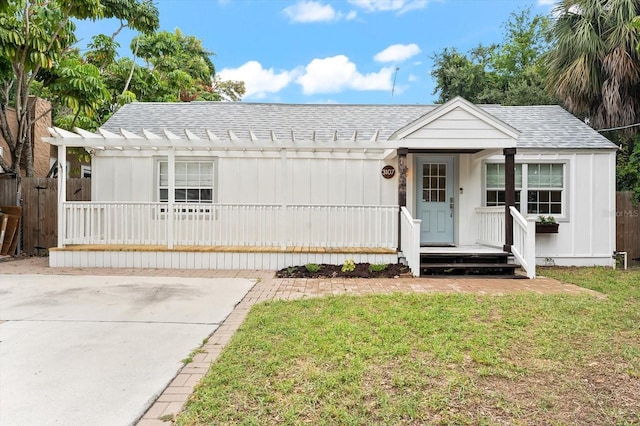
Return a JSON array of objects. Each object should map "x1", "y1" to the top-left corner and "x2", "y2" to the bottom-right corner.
[{"x1": 535, "y1": 222, "x2": 559, "y2": 234}]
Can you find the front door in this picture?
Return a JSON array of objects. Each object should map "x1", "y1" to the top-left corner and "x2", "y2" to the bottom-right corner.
[{"x1": 417, "y1": 156, "x2": 455, "y2": 245}]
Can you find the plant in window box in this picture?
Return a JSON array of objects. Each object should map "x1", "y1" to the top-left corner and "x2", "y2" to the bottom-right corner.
[{"x1": 536, "y1": 215, "x2": 559, "y2": 233}]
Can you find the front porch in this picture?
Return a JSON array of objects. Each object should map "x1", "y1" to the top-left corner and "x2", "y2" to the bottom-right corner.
[{"x1": 50, "y1": 201, "x2": 535, "y2": 278}]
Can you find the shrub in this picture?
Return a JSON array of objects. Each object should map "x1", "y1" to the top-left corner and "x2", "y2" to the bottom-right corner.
[
  {"x1": 369, "y1": 263, "x2": 388, "y2": 273},
  {"x1": 305, "y1": 263, "x2": 320, "y2": 273},
  {"x1": 341, "y1": 258, "x2": 355, "y2": 273}
]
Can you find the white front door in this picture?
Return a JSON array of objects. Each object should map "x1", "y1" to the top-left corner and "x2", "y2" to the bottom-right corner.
[{"x1": 417, "y1": 156, "x2": 455, "y2": 245}]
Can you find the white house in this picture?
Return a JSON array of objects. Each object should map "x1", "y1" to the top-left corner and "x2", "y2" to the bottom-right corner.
[{"x1": 46, "y1": 97, "x2": 618, "y2": 277}]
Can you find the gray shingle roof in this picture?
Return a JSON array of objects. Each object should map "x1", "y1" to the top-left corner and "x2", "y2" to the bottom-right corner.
[{"x1": 101, "y1": 102, "x2": 618, "y2": 150}]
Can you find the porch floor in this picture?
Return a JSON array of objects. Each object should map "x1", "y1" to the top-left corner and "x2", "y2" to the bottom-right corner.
[
  {"x1": 52, "y1": 245, "x2": 396, "y2": 254},
  {"x1": 420, "y1": 245, "x2": 505, "y2": 255}
]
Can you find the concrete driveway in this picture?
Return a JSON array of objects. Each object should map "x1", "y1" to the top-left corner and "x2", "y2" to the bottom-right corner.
[{"x1": 0, "y1": 274, "x2": 255, "y2": 426}]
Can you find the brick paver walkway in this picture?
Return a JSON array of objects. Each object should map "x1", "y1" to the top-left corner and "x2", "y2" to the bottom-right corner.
[{"x1": 0, "y1": 256, "x2": 603, "y2": 425}]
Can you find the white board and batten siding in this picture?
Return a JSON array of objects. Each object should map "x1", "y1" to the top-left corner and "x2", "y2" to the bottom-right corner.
[
  {"x1": 49, "y1": 249, "x2": 398, "y2": 270},
  {"x1": 470, "y1": 150, "x2": 616, "y2": 267},
  {"x1": 92, "y1": 151, "x2": 397, "y2": 206}
]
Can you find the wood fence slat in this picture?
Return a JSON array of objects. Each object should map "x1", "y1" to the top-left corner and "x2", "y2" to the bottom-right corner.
[
  {"x1": 0, "y1": 177, "x2": 18, "y2": 205},
  {"x1": 616, "y1": 192, "x2": 640, "y2": 260}
]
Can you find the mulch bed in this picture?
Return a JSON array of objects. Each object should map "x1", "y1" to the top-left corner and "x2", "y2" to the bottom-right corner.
[{"x1": 276, "y1": 262, "x2": 411, "y2": 279}]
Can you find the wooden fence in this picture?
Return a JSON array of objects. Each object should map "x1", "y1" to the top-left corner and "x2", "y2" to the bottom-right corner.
[
  {"x1": 0, "y1": 176, "x2": 18, "y2": 205},
  {"x1": 617, "y1": 191, "x2": 640, "y2": 261},
  {"x1": 0, "y1": 177, "x2": 90, "y2": 255}
]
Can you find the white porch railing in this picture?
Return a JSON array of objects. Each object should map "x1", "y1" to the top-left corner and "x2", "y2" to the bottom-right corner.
[
  {"x1": 400, "y1": 206, "x2": 421, "y2": 277},
  {"x1": 510, "y1": 206, "x2": 536, "y2": 279},
  {"x1": 475, "y1": 206, "x2": 505, "y2": 248},
  {"x1": 62, "y1": 202, "x2": 398, "y2": 249},
  {"x1": 474, "y1": 206, "x2": 536, "y2": 278}
]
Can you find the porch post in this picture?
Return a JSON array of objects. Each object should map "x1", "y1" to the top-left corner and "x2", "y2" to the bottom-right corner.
[
  {"x1": 167, "y1": 148, "x2": 175, "y2": 249},
  {"x1": 279, "y1": 149, "x2": 288, "y2": 250},
  {"x1": 503, "y1": 147, "x2": 516, "y2": 253},
  {"x1": 397, "y1": 148, "x2": 408, "y2": 249},
  {"x1": 57, "y1": 144, "x2": 66, "y2": 248}
]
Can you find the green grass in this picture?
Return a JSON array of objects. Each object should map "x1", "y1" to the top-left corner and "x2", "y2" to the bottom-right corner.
[{"x1": 176, "y1": 267, "x2": 640, "y2": 425}]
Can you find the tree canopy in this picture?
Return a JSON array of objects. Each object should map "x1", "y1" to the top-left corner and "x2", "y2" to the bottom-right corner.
[
  {"x1": 545, "y1": 0, "x2": 640, "y2": 202},
  {"x1": 431, "y1": 7, "x2": 557, "y2": 106},
  {"x1": 0, "y1": 0, "x2": 245, "y2": 177}
]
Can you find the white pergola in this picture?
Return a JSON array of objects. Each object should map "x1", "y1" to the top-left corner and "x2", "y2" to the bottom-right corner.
[{"x1": 45, "y1": 126, "x2": 400, "y2": 250}]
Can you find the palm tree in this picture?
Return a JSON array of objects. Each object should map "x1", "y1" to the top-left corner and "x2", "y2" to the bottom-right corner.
[{"x1": 546, "y1": 0, "x2": 640, "y2": 132}]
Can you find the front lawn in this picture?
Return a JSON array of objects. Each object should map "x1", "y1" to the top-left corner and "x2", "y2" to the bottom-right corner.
[{"x1": 177, "y1": 268, "x2": 640, "y2": 425}]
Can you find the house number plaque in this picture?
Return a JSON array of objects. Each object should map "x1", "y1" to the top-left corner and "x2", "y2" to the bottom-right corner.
[{"x1": 381, "y1": 165, "x2": 395, "y2": 179}]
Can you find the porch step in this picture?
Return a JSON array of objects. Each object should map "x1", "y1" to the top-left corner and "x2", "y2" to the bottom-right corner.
[{"x1": 420, "y1": 252, "x2": 516, "y2": 276}]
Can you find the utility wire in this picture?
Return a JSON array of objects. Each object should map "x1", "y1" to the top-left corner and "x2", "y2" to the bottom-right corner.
[{"x1": 596, "y1": 122, "x2": 640, "y2": 132}]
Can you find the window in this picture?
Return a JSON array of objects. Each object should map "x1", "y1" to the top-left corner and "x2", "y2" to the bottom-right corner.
[
  {"x1": 485, "y1": 163, "x2": 522, "y2": 210},
  {"x1": 527, "y1": 163, "x2": 563, "y2": 215},
  {"x1": 485, "y1": 162, "x2": 565, "y2": 216},
  {"x1": 159, "y1": 160, "x2": 214, "y2": 203},
  {"x1": 80, "y1": 165, "x2": 91, "y2": 178},
  {"x1": 422, "y1": 163, "x2": 447, "y2": 202}
]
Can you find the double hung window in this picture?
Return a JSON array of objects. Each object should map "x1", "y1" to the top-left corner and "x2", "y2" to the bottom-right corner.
[
  {"x1": 158, "y1": 161, "x2": 214, "y2": 203},
  {"x1": 485, "y1": 162, "x2": 565, "y2": 216},
  {"x1": 485, "y1": 163, "x2": 522, "y2": 210}
]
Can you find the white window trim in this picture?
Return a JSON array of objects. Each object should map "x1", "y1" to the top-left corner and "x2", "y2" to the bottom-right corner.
[
  {"x1": 483, "y1": 160, "x2": 569, "y2": 221},
  {"x1": 157, "y1": 158, "x2": 217, "y2": 204},
  {"x1": 80, "y1": 165, "x2": 91, "y2": 178}
]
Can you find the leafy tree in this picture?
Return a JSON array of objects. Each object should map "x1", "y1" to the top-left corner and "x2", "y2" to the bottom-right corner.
[
  {"x1": 431, "y1": 7, "x2": 557, "y2": 106},
  {"x1": 0, "y1": 0, "x2": 158, "y2": 176},
  {"x1": 132, "y1": 29, "x2": 244, "y2": 102},
  {"x1": 0, "y1": 0, "x2": 102, "y2": 176},
  {"x1": 546, "y1": 0, "x2": 640, "y2": 130},
  {"x1": 546, "y1": 0, "x2": 640, "y2": 199},
  {"x1": 430, "y1": 46, "x2": 494, "y2": 104}
]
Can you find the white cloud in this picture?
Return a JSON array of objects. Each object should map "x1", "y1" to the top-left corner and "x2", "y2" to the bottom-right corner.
[
  {"x1": 348, "y1": 0, "x2": 431, "y2": 14},
  {"x1": 296, "y1": 55, "x2": 394, "y2": 94},
  {"x1": 537, "y1": 0, "x2": 555, "y2": 5},
  {"x1": 374, "y1": 43, "x2": 421, "y2": 63},
  {"x1": 218, "y1": 61, "x2": 297, "y2": 99},
  {"x1": 408, "y1": 74, "x2": 419, "y2": 82},
  {"x1": 283, "y1": 1, "x2": 357, "y2": 23}
]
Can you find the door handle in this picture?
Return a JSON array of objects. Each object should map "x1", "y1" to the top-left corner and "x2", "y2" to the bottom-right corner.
[{"x1": 449, "y1": 197, "x2": 454, "y2": 217}]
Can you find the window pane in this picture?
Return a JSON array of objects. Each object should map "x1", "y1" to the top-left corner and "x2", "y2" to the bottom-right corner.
[
  {"x1": 175, "y1": 163, "x2": 187, "y2": 174},
  {"x1": 159, "y1": 161, "x2": 215, "y2": 204},
  {"x1": 175, "y1": 174, "x2": 188, "y2": 186},
  {"x1": 200, "y1": 189, "x2": 213, "y2": 202},
  {"x1": 528, "y1": 163, "x2": 563, "y2": 189},
  {"x1": 550, "y1": 164, "x2": 563, "y2": 187},
  {"x1": 175, "y1": 189, "x2": 187, "y2": 201},
  {"x1": 187, "y1": 188, "x2": 200, "y2": 201},
  {"x1": 486, "y1": 163, "x2": 522, "y2": 189},
  {"x1": 528, "y1": 164, "x2": 540, "y2": 187},
  {"x1": 539, "y1": 191, "x2": 549, "y2": 202},
  {"x1": 487, "y1": 191, "x2": 497, "y2": 204}
]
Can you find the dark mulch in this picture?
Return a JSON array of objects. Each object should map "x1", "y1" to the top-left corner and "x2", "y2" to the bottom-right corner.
[{"x1": 276, "y1": 262, "x2": 411, "y2": 279}]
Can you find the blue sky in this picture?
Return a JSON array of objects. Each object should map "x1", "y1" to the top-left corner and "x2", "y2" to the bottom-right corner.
[{"x1": 74, "y1": 0, "x2": 556, "y2": 104}]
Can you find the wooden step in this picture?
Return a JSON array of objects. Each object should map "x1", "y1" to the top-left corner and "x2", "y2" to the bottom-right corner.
[
  {"x1": 420, "y1": 262, "x2": 517, "y2": 276},
  {"x1": 420, "y1": 263, "x2": 517, "y2": 269}
]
